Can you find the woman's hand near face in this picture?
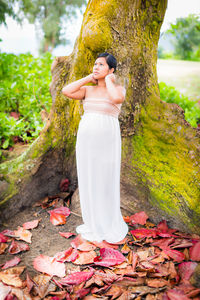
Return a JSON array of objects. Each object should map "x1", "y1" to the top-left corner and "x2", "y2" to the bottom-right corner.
[
  {"x1": 86, "y1": 73, "x2": 98, "y2": 84},
  {"x1": 105, "y1": 73, "x2": 116, "y2": 83}
]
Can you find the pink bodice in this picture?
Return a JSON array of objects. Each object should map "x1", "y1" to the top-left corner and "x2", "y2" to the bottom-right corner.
[{"x1": 82, "y1": 97, "x2": 122, "y2": 118}]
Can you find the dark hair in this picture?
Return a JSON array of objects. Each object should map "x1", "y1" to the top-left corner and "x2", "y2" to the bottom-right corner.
[{"x1": 96, "y1": 52, "x2": 117, "y2": 73}]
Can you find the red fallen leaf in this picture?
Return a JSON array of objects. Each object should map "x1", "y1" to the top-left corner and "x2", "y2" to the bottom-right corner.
[
  {"x1": 130, "y1": 228, "x2": 158, "y2": 239},
  {"x1": 53, "y1": 247, "x2": 79, "y2": 263},
  {"x1": 0, "y1": 281, "x2": 12, "y2": 298},
  {"x1": 58, "y1": 270, "x2": 94, "y2": 285},
  {"x1": 8, "y1": 240, "x2": 30, "y2": 254},
  {"x1": 166, "y1": 288, "x2": 191, "y2": 300},
  {"x1": 157, "y1": 220, "x2": 177, "y2": 234},
  {"x1": 73, "y1": 250, "x2": 97, "y2": 265},
  {"x1": 91, "y1": 240, "x2": 119, "y2": 249},
  {"x1": 163, "y1": 249, "x2": 185, "y2": 262},
  {"x1": 170, "y1": 239, "x2": 193, "y2": 249},
  {"x1": 50, "y1": 212, "x2": 66, "y2": 225},
  {"x1": 123, "y1": 215, "x2": 130, "y2": 223},
  {"x1": 1, "y1": 257, "x2": 21, "y2": 270},
  {"x1": 33, "y1": 254, "x2": 65, "y2": 277},
  {"x1": 0, "y1": 233, "x2": 9, "y2": 242},
  {"x1": 1, "y1": 229, "x2": 16, "y2": 238},
  {"x1": 48, "y1": 206, "x2": 71, "y2": 217},
  {"x1": 70, "y1": 234, "x2": 87, "y2": 249},
  {"x1": 59, "y1": 178, "x2": 70, "y2": 192},
  {"x1": 23, "y1": 219, "x2": 40, "y2": 229},
  {"x1": 14, "y1": 226, "x2": 32, "y2": 243},
  {"x1": 73, "y1": 287, "x2": 91, "y2": 298},
  {"x1": 129, "y1": 211, "x2": 149, "y2": 225},
  {"x1": 189, "y1": 241, "x2": 200, "y2": 261},
  {"x1": 77, "y1": 241, "x2": 97, "y2": 251},
  {"x1": 178, "y1": 262, "x2": 198, "y2": 281},
  {"x1": 59, "y1": 232, "x2": 76, "y2": 239},
  {"x1": 93, "y1": 247, "x2": 126, "y2": 267},
  {"x1": 152, "y1": 238, "x2": 175, "y2": 250}
]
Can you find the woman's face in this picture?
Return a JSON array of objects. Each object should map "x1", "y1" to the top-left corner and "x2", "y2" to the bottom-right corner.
[{"x1": 93, "y1": 57, "x2": 114, "y2": 80}]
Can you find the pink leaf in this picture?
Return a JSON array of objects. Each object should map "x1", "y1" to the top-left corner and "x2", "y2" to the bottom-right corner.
[
  {"x1": 189, "y1": 241, "x2": 200, "y2": 261},
  {"x1": 50, "y1": 212, "x2": 66, "y2": 225},
  {"x1": 53, "y1": 247, "x2": 79, "y2": 263},
  {"x1": 59, "y1": 270, "x2": 94, "y2": 285},
  {"x1": 178, "y1": 262, "x2": 198, "y2": 281},
  {"x1": 59, "y1": 232, "x2": 76, "y2": 239},
  {"x1": 1, "y1": 230, "x2": 16, "y2": 238},
  {"x1": 8, "y1": 240, "x2": 30, "y2": 254},
  {"x1": 163, "y1": 249, "x2": 185, "y2": 262},
  {"x1": 48, "y1": 206, "x2": 71, "y2": 217},
  {"x1": 0, "y1": 282, "x2": 12, "y2": 299},
  {"x1": 14, "y1": 226, "x2": 32, "y2": 243},
  {"x1": 152, "y1": 238, "x2": 175, "y2": 250},
  {"x1": 130, "y1": 228, "x2": 158, "y2": 239},
  {"x1": 59, "y1": 178, "x2": 69, "y2": 192},
  {"x1": 166, "y1": 288, "x2": 191, "y2": 300},
  {"x1": 33, "y1": 254, "x2": 65, "y2": 277},
  {"x1": 1, "y1": 257, "x2": 21, "y2": 270},
  {"x1": 157, "y1": 220, "x2": 177, "y2": 234},
  {"x1": 23, "y1": 219, "x2": 40, "y2": 230},
  {"x1": 0, "y1": 233, "x2": 9, "y2": 243},
  {"x1": 130, "y1": 211, "x2": 149, "y2": 225},
  {"x1": 93, "y1": 247, "x2": 126, "y2": 267}
]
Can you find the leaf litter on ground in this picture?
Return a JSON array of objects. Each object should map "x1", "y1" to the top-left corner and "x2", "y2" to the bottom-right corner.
[{"x1": 0, "y1": 193, "x2": 200, "y2": 299}]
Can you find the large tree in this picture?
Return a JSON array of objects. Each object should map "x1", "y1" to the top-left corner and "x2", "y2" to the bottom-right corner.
[{"x1": 0, "y1": 0, "x2": 200, "y2": 234}]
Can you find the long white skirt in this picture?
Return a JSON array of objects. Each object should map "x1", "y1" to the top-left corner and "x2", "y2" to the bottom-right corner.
[{"x1": 75, "y1": 112, "x2": 129, "y2": 243}]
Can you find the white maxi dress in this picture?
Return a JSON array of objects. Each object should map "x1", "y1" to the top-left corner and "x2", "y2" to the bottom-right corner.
[{"x1": 75, "y1": 95, "x2": 129, "y2": 243}]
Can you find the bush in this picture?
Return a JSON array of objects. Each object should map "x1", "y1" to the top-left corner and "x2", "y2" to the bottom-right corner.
[
  {"x1": 159, "y1": 82, "x2": 200, "y2": 128},
  {"x1": 0, "y1": 52, "x2": 53, "y2": 157}
]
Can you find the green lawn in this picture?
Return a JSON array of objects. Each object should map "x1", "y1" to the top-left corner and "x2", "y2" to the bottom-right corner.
[{"x1": 157, "y1": 59, "x2": 200, "y2": 102}]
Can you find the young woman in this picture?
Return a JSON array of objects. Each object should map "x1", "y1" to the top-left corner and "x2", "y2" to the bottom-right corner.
[{"x1": 62, "y1": 52, "x2": 129, "y2": 243}]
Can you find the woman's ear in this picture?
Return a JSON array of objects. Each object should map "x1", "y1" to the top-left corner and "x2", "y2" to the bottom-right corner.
[{"x1": 109, "y1": 67, "x2": 114, "y2": 74}]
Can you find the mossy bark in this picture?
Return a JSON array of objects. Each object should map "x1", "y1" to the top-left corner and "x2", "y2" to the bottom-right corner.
[{"x1": 0, "y1": 0, "x2": 200, "y2": 234}]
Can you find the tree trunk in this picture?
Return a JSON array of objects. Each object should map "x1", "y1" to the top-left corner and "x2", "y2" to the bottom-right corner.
[{"x1": 0, "y1": 0, "x2": 200, "y2": 234}]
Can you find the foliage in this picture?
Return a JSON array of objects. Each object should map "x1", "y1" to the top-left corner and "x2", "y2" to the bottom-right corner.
[
  {"x1": 157, "y1": 45, "x2": 174, "y2": 59},
  {"x1": 14, "y1": 0, "x2": 87, "y2": 53},
  {"x1": 166, "y1": 14, "x2": 200, "y2": 61},
  {"x1": 159, "y1": 82, "x2": 200, "y2": 128},
  {"x1": 0, "y1": 52, "x2": 53, "y2": 157},
  {"x1": 0, "y1": 0, "x2": 16, "y2": 25}
]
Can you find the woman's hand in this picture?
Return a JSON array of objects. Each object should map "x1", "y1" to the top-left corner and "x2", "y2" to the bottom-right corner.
[
  {"x1": 86, "y1": 73, "x2": 98, "y2": 84},
  {"x1": 105, "y1": 73, "x2": 116, "y2": 83}
]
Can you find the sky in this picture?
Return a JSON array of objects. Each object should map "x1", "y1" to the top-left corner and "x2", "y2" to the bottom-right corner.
[{"x1": 0, "y1": 0, "x2": 199, "y2": 57}]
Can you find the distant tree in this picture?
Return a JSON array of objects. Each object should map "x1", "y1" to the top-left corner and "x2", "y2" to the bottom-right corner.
[
  {"x1": 0, "y1": 0, "x2": 16, "y2": 25},
  {"x1": 167, "y1": 14, "x2": 200, "y2": 60},
  {"x1": 1, "y1": 0, "x2": 87, "y2": 53}
]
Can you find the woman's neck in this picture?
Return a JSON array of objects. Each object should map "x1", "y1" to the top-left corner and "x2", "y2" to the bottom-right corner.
[{"x1": 97, "y1": 78, "x2": 106, "y2": 87}]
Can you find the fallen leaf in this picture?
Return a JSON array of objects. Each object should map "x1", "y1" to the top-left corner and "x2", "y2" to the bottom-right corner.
[
  {"x1": 50, "y1": 212, "x2": 66, "y2": 225},
  {"x1": 48, "y1": 206, "x2": 70, "y2": 217},
  {"x1": 178, "y1": 261, "x2": 198, "y2": 281},
  {"x1": 1, "y1": 229, "x2": 16, "y2": 238},
  {"x1": 166, "y1": 288, "x2": 191, "y2": 300},
  {"x1": 23, "y1": 219, "x2": 40, "y2": 230},
  {"x1": 146, "y1": 278, "x2": 169, "y2": 288},
  {"x1": 8, "y1": 240, "x2": 30, "y2": 254},
  {"x1": 14, "y1": 226, "x2": 32, "y2": 243},
  {"x1": 0, "y1": 266, "x2": 25, "y2": 288},
  {"x1": 163, "y1": 249, "x2": 185, "y2": 262},
  {"x1": 0, "y1": 281, "x2": 11, "y2": 300},
  {"x1": 1, "y1": 257, "x2": 21, "y2": 270},
  {"x1": 58, "y1": 270, "x2": 94, "y2": 285},
  {"x1": 77, "y1": 241, "x2": 96, "y2": 251},
  {"x1": 0, "y1": 243, "x2": 8, "y2": 254},
  {"x1": 130, "y1": 228, "x2": 158, "y2": 239},
  {"x1": 0, "y1": 233, "x2": 9, "y2": 243},
  {"x1": 93, "y1": 248, "x2": 126, "y2": 267},
  {"x1": 33, "y1": 255, "x2": 65, "y2": 277},
  {"x1": 73, "y1": 250, "x2": 97, "y2": 265},
  {"x1": 189, "y1": 241, "x2": 200, "y2": 261},
  {"x1": 129, "y1": 211, "x2": 149, "y2": 225},
  {"x1": 58, "y1": 232, "x2": 76, "y2": 239},
  {"x1": 53, "y1": 247, "x2": 79, "y2": 263}
]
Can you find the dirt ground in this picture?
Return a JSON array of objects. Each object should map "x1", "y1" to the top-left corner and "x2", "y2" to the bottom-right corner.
[{"x1": 0, "y1": 197, "x2": 86, "y2": 280}]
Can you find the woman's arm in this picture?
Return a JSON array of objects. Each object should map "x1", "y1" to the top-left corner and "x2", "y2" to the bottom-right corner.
[
  {"x1": 62, "y1": 74, "x2": 97, "y2": 100},
  {"x1": 105, "y1": 74, "x2": 126, "y2": 104}
]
